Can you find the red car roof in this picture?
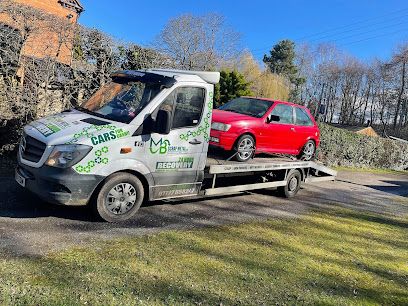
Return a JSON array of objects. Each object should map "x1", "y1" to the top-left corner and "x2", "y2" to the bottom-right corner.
[{"x1": 241, "y1": 96, "x2": 307, "y2": 108}]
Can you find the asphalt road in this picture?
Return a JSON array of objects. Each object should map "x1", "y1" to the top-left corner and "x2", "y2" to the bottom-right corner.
[{"x1": 0, "y1": 169, "x2": 407, "y2": 257}]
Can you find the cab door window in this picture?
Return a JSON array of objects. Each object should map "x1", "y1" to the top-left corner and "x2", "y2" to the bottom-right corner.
[{"x1": 172, "y1": 87, "x2": 205, "y2": 129}]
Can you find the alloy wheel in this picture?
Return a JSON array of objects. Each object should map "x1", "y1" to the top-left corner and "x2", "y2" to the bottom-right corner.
[
  {"x1": 237, "y1": 138, "x2": 254, "y2": 160},
  {"x1": 302, "y1": 141, "x2": 315, "y2": 160}
]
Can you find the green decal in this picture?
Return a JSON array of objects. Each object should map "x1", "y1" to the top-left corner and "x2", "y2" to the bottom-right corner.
[
  {"x1": 31, "y1": 114, "x2": 70, "y2": 137},
  {"x1": 180, "y1": 92, "x2": 213, "y2": 142},
  {"x1": 156, "y1": 157, "x2": 194, "y2": 170},
  {"x1": 150, "y1": 138, "x2": 188, "y2": 154},
  {"x1": 150, "y1": 138, "x2": 170, "y2": 154},
  {"x1": 67, "y1": 124, "x2": 129, "y2": 145},
  {"x1": 75, "y1": 146, "x2": 110, "y2": 173},
  {"x1": 90, "y1": 129, "x2": 130, "y2": 145}
]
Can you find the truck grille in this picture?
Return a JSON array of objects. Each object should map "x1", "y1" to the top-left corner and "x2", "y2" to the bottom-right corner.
[{"x1": 20, "y1": 134, "x2": 46, "y2": 163}]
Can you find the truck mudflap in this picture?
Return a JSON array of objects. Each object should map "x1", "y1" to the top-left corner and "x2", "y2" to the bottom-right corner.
[{"x1": 16, "y1": 162, "x2": 105, "y2": 206}]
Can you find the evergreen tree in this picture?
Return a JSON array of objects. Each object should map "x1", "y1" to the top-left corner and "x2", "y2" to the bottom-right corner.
[
  {"x1": 215, "y1": 70, "x2": 253, "y2": 107},
  {"x1": 264, "y1": 40, "x2": 305, "y2": 102},
  {"x1": 263, "y1": 39, "x2": 298, "y2": 82}
]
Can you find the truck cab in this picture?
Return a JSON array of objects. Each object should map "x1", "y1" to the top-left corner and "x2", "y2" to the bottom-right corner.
[{"x1": 16, "y1": 69, "x2": 220, "y2": 222}]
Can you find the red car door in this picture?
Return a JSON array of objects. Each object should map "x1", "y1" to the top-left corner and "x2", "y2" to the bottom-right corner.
[{"x1": 259, "y1": 103, "x2": 297, "y2": 154}]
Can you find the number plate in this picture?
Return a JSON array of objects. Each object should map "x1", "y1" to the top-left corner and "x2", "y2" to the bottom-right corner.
[{"x1": 15, "y1": 170, "x2": 26, "y2": 187}]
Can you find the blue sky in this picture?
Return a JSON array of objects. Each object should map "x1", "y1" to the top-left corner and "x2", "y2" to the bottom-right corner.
[{"x1": 79, "y1": 0, "x2": 408, "y2": 62}]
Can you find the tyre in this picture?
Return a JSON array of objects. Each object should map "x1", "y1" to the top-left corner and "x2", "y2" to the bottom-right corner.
[
  {"x1": 297, "y1": 140, "x2": 316, "y2": 161},
  {"x1": 278, "y1": 169, "x2": 301, "y2": 198},
  {"x1": 93, "y1": 172, "x2": 144, "y2": 222},
  {"x1": 234, "y1": 134, "x2": 255, "y2": 162}
]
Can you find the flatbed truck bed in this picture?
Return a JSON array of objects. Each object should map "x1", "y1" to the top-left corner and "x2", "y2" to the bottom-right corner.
[{"x1": 200, "y1": 153, "x2": 337, "y2": 197}]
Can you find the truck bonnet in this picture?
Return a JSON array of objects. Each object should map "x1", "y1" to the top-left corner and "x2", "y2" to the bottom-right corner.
[{"x1": 25, "y1": 109, "x2": 130, "y2": 146}]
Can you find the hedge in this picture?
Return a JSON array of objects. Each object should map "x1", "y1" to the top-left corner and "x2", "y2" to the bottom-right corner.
[
  {"x1": 318, "y1": 123, "x2": 408, "y2": 171},
  {"x1": 1, "y1": 123, "x2": 407, "y2": 173}
]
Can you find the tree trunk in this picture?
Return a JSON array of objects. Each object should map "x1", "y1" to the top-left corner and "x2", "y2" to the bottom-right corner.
[
  {"x1": 360, "y1": 84, "x2": 371, "y2": 125},
  {"x1": 314, "y1": 83, "x2": 326, "y2": 118},
  {"x1": 393, "y1": 60, "x2": 406, "y2": 129}
]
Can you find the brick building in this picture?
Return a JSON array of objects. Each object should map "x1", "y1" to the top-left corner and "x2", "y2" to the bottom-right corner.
[
  {"x1": 0, "y1": 0, "x2": 84, "y2": 65},
  {"x1": 21, "y1": 0, "x2": 84, "y2": 23}
]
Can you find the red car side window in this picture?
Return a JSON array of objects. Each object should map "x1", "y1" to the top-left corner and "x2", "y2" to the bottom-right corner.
[
  {"x1": 295, "y1": 107, "x2": 314, "y2": 126},
  {"x1": 270, "y1": 104, "x2": 294, "y2": 124}
]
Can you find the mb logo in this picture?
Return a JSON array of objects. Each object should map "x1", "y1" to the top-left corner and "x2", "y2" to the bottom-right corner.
[{"x1": 150, "y1": 138, "x2": 170, "y2": 154}]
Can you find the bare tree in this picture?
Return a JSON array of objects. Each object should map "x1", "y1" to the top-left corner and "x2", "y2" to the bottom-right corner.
[
  {"x1": 390, "y1": 45, "x2": 408, "y2": 129},
  {"x1": 0, "y1": 1, "x2": 123, "y2": 152},
  {"x1": 294, "y1": 41, "x2": 408, "y2": 139},
  {"x1": 1, "y1": 1, "x2": 189, "y2": 153},
  {"x1": 120, "y1": 44, "x2": 174, "y2": 70},
  {"x1": 155, "y1": 13, "x2": 241, "y2": 70}
]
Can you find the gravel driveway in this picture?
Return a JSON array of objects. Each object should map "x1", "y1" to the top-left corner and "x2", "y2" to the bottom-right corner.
[{"x1": 0, "y1": 169, "x2": 407, "y2": 257}]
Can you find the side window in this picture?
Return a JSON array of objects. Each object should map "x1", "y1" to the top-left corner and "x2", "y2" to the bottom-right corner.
[
  {"x1": 172, "y1": 87, "x2": 205, "y2": 129},
  {"x1": 158, "y1": 91, "x2": 175, "y2": 113},
  {"x1": 134, "y1": 91, "x2": 175, "y2": 136},
  {"x1": 270, "y1": 104, "x2": 294, "y2": 124},
  {"x1": 295, "y1": 107, "x2": 314, "y2": 126}
]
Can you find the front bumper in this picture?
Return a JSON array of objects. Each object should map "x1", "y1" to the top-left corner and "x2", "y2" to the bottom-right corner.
[
  {"x1": 16, "y1": 161, "x2": 105, "y2": 206},
  {"x1": 209, "y1": 130, "x2": 237, "y2": 151}
]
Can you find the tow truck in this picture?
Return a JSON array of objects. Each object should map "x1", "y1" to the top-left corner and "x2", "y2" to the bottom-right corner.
[{"x1": 15, "y1": 69, "x2": 337, "y2": 222}]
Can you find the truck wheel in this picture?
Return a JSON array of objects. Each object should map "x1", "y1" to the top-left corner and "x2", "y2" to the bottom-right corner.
[
  {"x1": 234, "y1": 134, "x2": 255, "y2": 162},
  {"x1": 94, "y1": 172, "x2": 144, "y2": 222},
  {"x1": 278, "y1": 169, "x2": 301, "y2": 198}
]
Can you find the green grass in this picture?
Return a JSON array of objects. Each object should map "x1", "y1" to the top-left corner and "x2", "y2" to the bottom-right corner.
[
  {"x1": 0, "y1": 208, "x2": 407, "y2": 305},
  {"x1": 333, "y1": 165, "x2": 408, "y2": 175}
]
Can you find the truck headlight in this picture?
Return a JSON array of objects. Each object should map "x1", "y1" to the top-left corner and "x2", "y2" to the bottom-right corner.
[
  {"x1": 211, "y1": 122, "x2": 231, "y2": 132},
  {"x1": 45, "y1": 144, "x2": 92, "y2": 168}
]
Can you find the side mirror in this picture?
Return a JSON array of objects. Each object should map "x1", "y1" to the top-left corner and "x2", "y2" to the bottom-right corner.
[
  {"x1": 267, "y1": 114, "x2": 280, "y2": 123},
  {"x1": 155, "y1": 109, "x2": 171, "y2": 135}
]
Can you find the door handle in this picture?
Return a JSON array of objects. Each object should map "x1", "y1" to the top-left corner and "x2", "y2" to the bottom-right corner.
[
  {"x1": 189, "y1": 139, "x2": 202, "y2": 145},
  {"x1": 291, "y1": 127, "x2": 296, "y2": 132}
]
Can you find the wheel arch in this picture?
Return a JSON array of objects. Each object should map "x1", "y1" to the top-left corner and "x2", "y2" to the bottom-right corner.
[
  {"x1": 285, "y1": 168, "x2": 306, "y2": 182},
  {"x1": 299, "y1": 137, "x2": 316, "y2": 152},
  {"x1": 295, "y1": 168, "x2": 306, "y2": 183},
  {"x1": 120, "y1": 170, "x2": 151, "y2": 202},
  {"x1": 233, "y1": 130, "x2": 257, "y2": 149},
  {"x1": 89, "y1": 169, "x2": 152, "y2": 206}
]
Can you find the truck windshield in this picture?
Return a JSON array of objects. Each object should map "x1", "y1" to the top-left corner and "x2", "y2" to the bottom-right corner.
[
  {"x1": 78, "y1": 79, "x2": 162, "y2": 123},
  {"x1": 219, "y1": 97, "x2": 272, "y2": 118}
]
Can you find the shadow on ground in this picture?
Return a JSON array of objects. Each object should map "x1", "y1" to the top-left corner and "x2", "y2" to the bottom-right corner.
[
  {"x1": 365, "y1": 180, "x2": 408, "y2": 197},
  {"x1": 0, "y1": 169, "x2": 407, "y2": 256}
]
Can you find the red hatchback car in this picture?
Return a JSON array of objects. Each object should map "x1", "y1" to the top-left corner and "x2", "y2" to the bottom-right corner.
[{"x1": 210, "y1": 97, "x2": 320, "y2": 162}]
